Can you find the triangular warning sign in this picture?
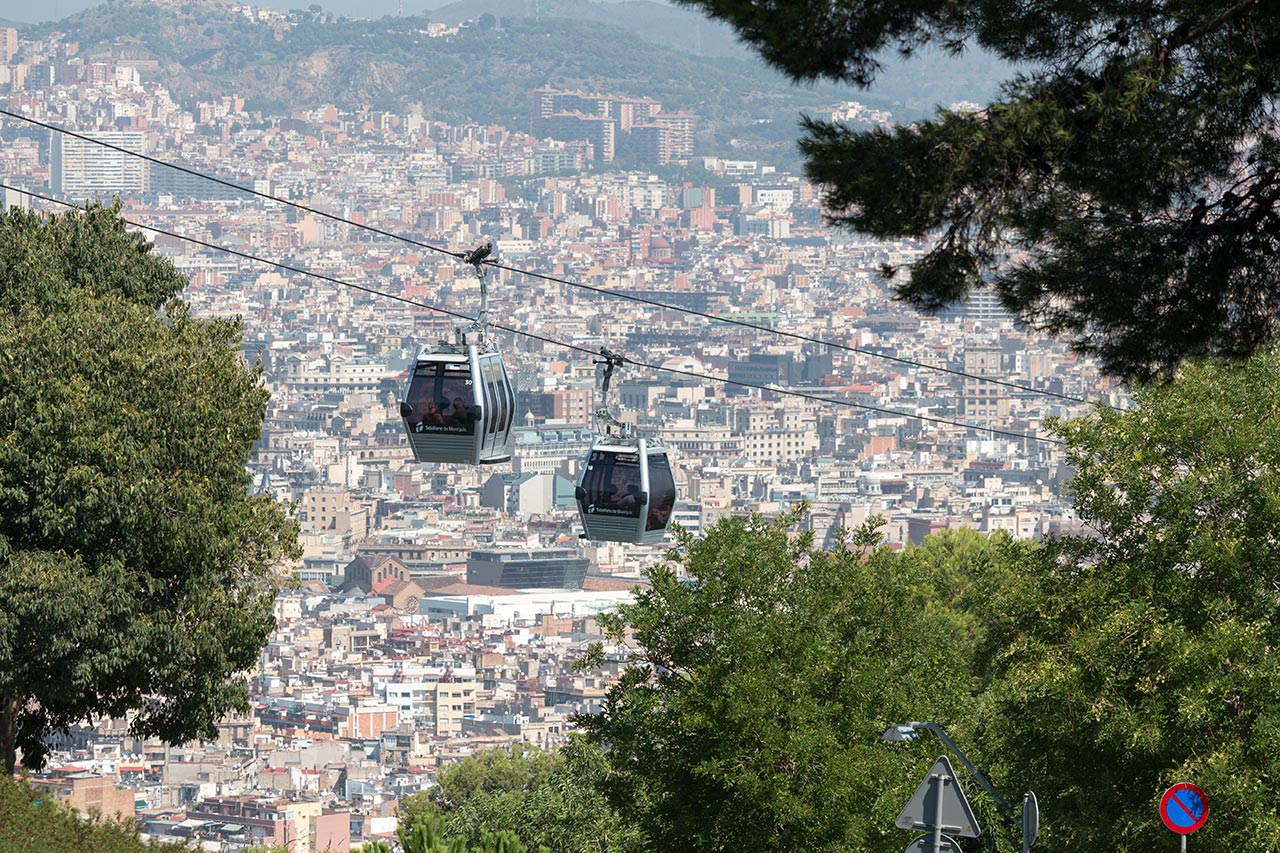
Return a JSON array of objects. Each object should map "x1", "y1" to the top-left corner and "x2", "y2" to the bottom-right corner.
[{"x1": 895, "y1": 755, "x2": 982, "y2": 838}]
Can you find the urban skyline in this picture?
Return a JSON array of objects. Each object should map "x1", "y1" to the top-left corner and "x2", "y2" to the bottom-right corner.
[{"x1": 0, "y1": 12, "x2": 1117, "y2": 852}]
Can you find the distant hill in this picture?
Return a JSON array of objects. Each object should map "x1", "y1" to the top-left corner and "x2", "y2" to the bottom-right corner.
[
  {"x1": 428, "y1": 0, "x2": 1011, "y2": 113},
  {"x1": 430, "y1": 0, "x2": 750, "y2": 58},
  {"x1": 26, "y1": 0, "x2": 1007, "y2": 166},
  {"x1": 34, "y1": 0, "x2": 839, "y2": 122}
]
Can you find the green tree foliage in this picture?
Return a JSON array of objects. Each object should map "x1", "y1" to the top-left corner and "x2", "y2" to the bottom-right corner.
[
  {"x1": 399, "y1": 808, "x2": 543, "y2": 853},
  {"x1": 431, "y1": 742, "x2": 562, "y2": 810},
  {"x1": 966, "y1": 350, "x2": 1280, "y2": 850},
  {"x1": 400, "y1": 810, "x2": 467, "y2": 853},
  {"x1": 676, "y1": 0, "x2": 1280, "y2": 379},
  {"x1": 477, "y1": 832, "x2": 539, "y2": 853},
  {"x1": 575, "y1": 511, "x2": 1013, "y2": 852},
  {"x1": 0, "y1": 775, "x2": 190, "y2": 853},
  {"x1": 571, "y1": 355, "x2": 1280, "y2": 851},
  {"x1": 0, "y1": 202, "x2": 299, "y2": 773},
  {"x1": 401, "y1": 740, "x2": 638, "y2": 853}
]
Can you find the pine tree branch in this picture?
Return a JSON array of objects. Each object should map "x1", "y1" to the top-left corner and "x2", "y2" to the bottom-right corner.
[{"x1": 1157, "y1": 0, "x2": 1261, "y2": 65}]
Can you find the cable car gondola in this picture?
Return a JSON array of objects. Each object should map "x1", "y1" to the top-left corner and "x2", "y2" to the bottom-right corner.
[
  {"x1": 575, "y1": 350, "x2": 677, "y2": 544},
  {"x1": 399, "y1": 242, "x2": 516, "y2": 465}
]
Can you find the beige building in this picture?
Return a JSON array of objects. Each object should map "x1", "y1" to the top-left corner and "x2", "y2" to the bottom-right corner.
[
  {"x1": 959, "y1": 346, "x2": 1011, "y2": 426},
  {"x1": 384, "y1": 675, "x2": 478, "y2": 736},
  {"x1": 28, "y1": 771, "x2": 136, "y2": 820},
  {"x1": 661, "y1": 422, "x2": 743, "y2": 461},
  {"x1": 301, "y1": 487, "x2": 372, "y2": 539},
  {"x1": 187, "y1": 795, "x2": 349, "y2": 853}
]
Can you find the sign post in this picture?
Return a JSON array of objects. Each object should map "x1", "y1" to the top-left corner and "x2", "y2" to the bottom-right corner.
[
  {"x1": 1021, "y1": 791, "x2": 1039, "y2": 853},
  {"x1": 895, "y1": 756, "x2": 982, "y2": 853},
  {"x1": 1159, "y1": 782, "x2": 1208, "y2": 851}
]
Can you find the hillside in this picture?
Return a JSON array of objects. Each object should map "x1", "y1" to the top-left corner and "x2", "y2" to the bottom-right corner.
[
  {"x1": 23, "y1": 0, "x2": 1007, "y2": 169},
  {"x1": 429, "y1": 0, "x2": 751, "y2": 59},
  {"x1": 34, "y1": 0, "x2": 843, "y2": 131},
  {"x1": 428, "y1": 0, "x2": 1011, "y2": 114}
]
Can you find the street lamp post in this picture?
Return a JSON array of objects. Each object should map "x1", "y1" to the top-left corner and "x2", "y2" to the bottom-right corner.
[{"x1": 882, "y1": 720, "x2": 1038, "y2": 852}]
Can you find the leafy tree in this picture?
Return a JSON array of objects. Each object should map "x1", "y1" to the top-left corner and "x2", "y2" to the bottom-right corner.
[
  {"x1": 397, "y1": 791, "x2": 448, "y2": 842},
  {"x1": 431, "y1": 743, "x2": 562, "y2": 810},
  {"x1": 968, "y1": 350, "x2": 1280, "y2": 850},
  {"x1": 403, "y1": 740, "x2": 640, "y2": 853},
  {"x1": 675, "y1": 0, "x2": 1280, "y2": 379},
  {"x1": 0, "y1": 775, "x2": 192, "y2": 852},
  {"x1": 399, "y1": 809, "x2": 542, "y2": 853},
  {"x1": 0, "y1": 202, "x2": 299, "y2": 774},
  {"x1": 575, "y1": 511, "x2": 1010, "y2": 852},
  {"x1": 473, "y1": 831, "x2": 538, "y2": 853},
  {"x1": 400, "y1": 811, "x2": 467, "y2": 853}
]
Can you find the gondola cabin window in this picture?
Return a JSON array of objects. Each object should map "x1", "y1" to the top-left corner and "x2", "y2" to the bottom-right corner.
[
  {"x1": 645, "y1": 452, "x2": 677, "y2": 531},
  {"x1": 480, "y1": 357, "x2": 508, "y2": 436},
  {"x1": 581, "y1": 451, "x2": 644, "y2": 518},
  {"x1": 406, "y1": 360, "x2": 476, "y2": 436}
]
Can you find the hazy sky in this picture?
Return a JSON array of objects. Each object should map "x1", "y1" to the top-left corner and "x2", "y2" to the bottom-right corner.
[
  {"x1": 0, "y1": 0, "x2": 96, "y2": 23},
  {"x1": 0, "y1": 0, "x2": 469, "y2": 25},
  {"x1": 0, "y1": 0, "x2": 660, "y2": 24}
]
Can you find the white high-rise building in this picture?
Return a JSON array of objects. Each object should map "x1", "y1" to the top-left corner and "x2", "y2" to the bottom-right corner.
[{"x1": 50, "y1": 131, "x2": 147, "y2": 200}]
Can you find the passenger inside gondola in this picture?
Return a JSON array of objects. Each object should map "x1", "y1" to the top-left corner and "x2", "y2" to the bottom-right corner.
[
  {"x1": 421, "y1": 400, "x2": 444, "y2": 427},
  {"x1": 645, "y1": 454, "x2": 677, "y2": 531},
  {"x1": 407, "y1": 394, "x2": 432, "y2": 431},
  {"x1": 597, "y1": 469, "x2": 641, "y2": 513},
  {"x1": 405, "y1": 363, "x2": 479, "y2": 436},
  {"x1": 446, "y1": 396, "x2": 472, "y2": 428},
  {"x1": 647, "y1": 493, "x2": 674, "y2": 530}
]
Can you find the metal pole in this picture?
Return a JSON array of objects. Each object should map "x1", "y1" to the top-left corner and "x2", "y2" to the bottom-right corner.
[
  {"x1": 912, "y1": 721, "x2": 1016, "y2": 824},
  {"x1": 1181, "y1": 835, "x2": 1187, "y2": 853},
  {"x1": 933, "y1": 773, "x2": 945, "y2": 853},
  {"x1": 1022, "y1": 790, "x2": 1032, "y2": 853}
]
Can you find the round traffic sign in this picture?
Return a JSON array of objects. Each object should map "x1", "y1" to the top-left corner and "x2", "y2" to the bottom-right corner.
[{"x1": 1160, "y1": 782, "x2": 1208, "y2": 835}]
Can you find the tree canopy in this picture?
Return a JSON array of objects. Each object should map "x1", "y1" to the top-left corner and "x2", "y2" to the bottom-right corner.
[
  {"x1": 968, "y1": 350, "x2": 1280, "y2": 850},
  {"x1": 575, "y1": 513, "x2": 1023, "y2": 852},
  {"x1": 675, "y1": 0, "x2": 1280, "y2": 379},
  {"x1": 0, "y1": 774, "x2": 164, "y2": 853},
  {"x1": 0, "y1": 202, "x2": 299, "y2": 773},
  {"x1": 399, "y1": 740, "x2": 641, "y2": 853},
  {"x1": 572, "y1": 350, "x2": 1280, "y2": 850}
]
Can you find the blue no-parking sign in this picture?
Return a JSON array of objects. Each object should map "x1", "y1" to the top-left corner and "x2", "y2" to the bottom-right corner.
[{"x1": 1160, "y1": 782, "x2": 1208, "y2": 835}]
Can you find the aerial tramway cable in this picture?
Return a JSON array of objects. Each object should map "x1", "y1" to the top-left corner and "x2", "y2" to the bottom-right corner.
[
  {"x1": 0, "y1": 183, "x2": 1069, "y2": 447},
  {"x1": 0, "y1": 109, "x2": 1109, "y2": 408}
]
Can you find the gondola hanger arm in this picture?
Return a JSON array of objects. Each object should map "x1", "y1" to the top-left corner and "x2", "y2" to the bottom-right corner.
[
  {"x1": 594, "y1": 348, "x2": 632, "y2": 439},
  {"x1": 456, "y1": 239, "x2": 496, "y2": 347}
]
